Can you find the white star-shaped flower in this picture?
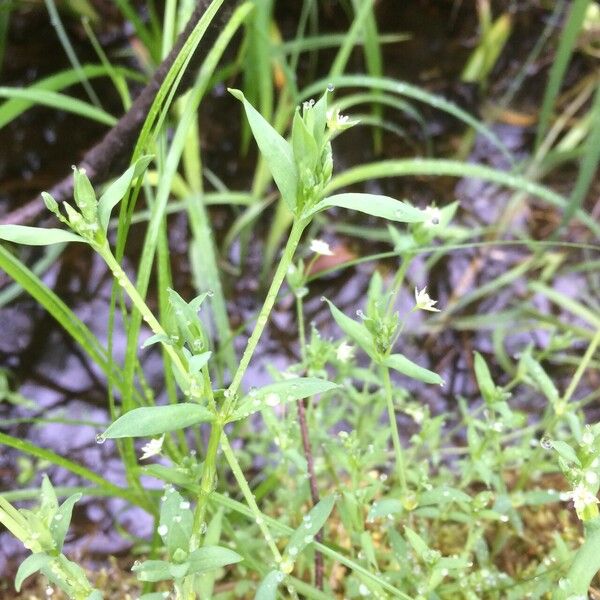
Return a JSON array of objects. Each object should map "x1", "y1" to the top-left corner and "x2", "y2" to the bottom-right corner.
[
  {"x1": 336, "y1": 341, "x2": 355, "y2": 362},
  {"x1": 414, "y1": 287, "x2": 441, "y2": 312},
  {"x1": 562, "y1": 484, "x2": 599, "y2": 514},
  {"x1": 139, "y1": 435, "x2": 165, "y2": 460},
  {"x1": 326, "y1": 107, "x2": 358, "y2": 132},
  {"x1": 310, "y1": 239, "x2": 334, "y2": 256}
]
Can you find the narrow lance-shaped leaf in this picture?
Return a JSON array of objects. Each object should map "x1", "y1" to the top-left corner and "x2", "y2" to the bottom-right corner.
[
  {"x1": 187, "y1": 546, "x2": 243, "y2": 575},
  {"x1": 284, "y1": 495, "x2": 335, "y2": 559},
  {"x1": 131, "y1": 560, "x2": 175, "y2": 582},
  {"x1": 97, "y1": 155, "x2": 153, "y2": 232},
  {"x1": 384, "y1": 353, "x2": 443, "y2": 385},
  {"x1": 50, "y1": 493, "x2": 82, "y2": 551},
  {"x1": 0, "y1": 225, "x2": 85, "y2": 246},
  {"x1": 322, "y1": 297, "x2": 377, "y2": 359},
  {"x1": 309, "y1": 193, "x2": 427, "y2": 222},
  {"x1": 100, "y1": 404, "x2": 214, "y2": 439},
  {"x1": 255, "y1": 570, "x2": 285, "y2": 600},
  {"x1": 473, "y1": 352, "x2": 497, "y2": 405},
  {"x1": 15, "y1": 554, "x2": 51, "y2": 592},
  {"x1": 521, "y1": 351, "x2": 559, "y2": 406},
  {"x1": 229, "y1": 88, "x2": 298, "y2": 212},
  {"x1": 231, "y1": 377, "x2": 338, "y2": 422}
]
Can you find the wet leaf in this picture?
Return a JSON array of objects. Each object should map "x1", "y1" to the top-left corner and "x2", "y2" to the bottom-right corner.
[
  {"x1": 255, "y1": 570, "x2": 284, "y2": 599},
  {"x1": 15, "y1": 553, "x2": 50, "y2": 591},
  {"x1": 0, "y1": 225, "x2": 85, "y2": 246},
  {"x1": 310, "y1": 193, "x2": 427, "y2": 222},
  {"x1": 322, "y1": 297, "x2": 377, "y2": 359},
  {"x1": 50, "y1": 493, "x2": 82, "y2": 551},
  {"x1": 187, "y1": 546, "x2": 243, "y2": 575},
  {"x1": 229, "y1": 88, "x2": 298, "y2": 212},
  {"x1": 230, "y1": 377, "x2": 338, "y2": 421},
  {"x1": 284, "y1": 495, "x2": 335, "y2": 560},
  {"x1": 101, "y1": 404, "x2": 214, "y2": 439},
  {"x1": 98, "y1": 155, "x2": 153, "y2": 232},
  {"x1": 132, "y1": 559, "x2": 177, "y2": 582},
  {"x1": 384, "y1": 353, "x2": 443, "y2": 385}
]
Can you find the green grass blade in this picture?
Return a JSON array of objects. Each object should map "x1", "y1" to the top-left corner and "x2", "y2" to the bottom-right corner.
[
  {"x1": 535, "y1": 0, "x2": 590, "y2": 148},
  {"x1": 43, "y1": 0, "x2": 102, "y2": 107},
  {"x1": 325, "y1": 158, "x2": 600, "y2": 237},
  {"x1": 0, "y1": 432, "x2": 144, "y2": 506},
  {"x1": 557, "y1": 82, "x2": 600, "y2": 231},
  {"x1": 0, "y1": 87, "x2": 117, "y2": 127},
  {"x1": 0, "y1": 65, "x2": 140, "y2": 128},
  {"x1": 301, "y1": 75, "x2": 514, "y2": 164}
]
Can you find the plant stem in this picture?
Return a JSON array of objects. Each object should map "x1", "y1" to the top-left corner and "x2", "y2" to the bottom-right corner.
[
  {"x1": 192, "y1": 420, "x2": 223, "y2": 547},
  {"x1": 100, "y1": 244, "x2": 190, "y2": 381},
  {"x1": 220, "y1": 432, "x2": 282, "y2": 562},
  {"x1": 562, "y1": 326, "x2": 600, "y2": 404},
  {"x1": 225, "y1": 217, "x2": 308, "y2": 409},
  {"x1": 381, "y1": 365, "x2": 407, "y2": 494}
]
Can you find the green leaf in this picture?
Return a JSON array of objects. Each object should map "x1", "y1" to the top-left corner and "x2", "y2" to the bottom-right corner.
[
  {"x1": 419, "y1": 487, "x2": 471, "y2": 506},
  {"x1": 229, "y1": 88, "x2": 298, "y2": 212},
  {"x1": 310, "y1": 193, "x2": 426, "y2": 222},
  {"x1": 141, "y1": 333, "x2": 172, "y2": 349},
  {"x1": 132, "y1": 559, "x2": 176, "y2": 582},
  {"x1": 551, "y1": 440, "x2": 581, "y2": 467},
  {"x1": 521, "y1": 351, "x2": 560, "y2": 405},
  {"x1": 50, "y1": 493, "x2": 82, "y2": 551},
  {"x1": 0, "y1": 225, "x2": 85, "y2": 246},
  {"x1": 98, "y1": 155, "x2": 153, "y2": 232},
  {"x1": 384, "y1": 354, "x2": 443, "y2": 385},
  {"x1": 285, "y1": 495, "x2": 335, "y2": 559},
  {"x1": 322, "y1": 298, "x2": 377, "y2": 359},
  {"x1": 473, "y1": 352, "x2": 497, "y2": 404},
  {"x1": 292, "y1": 109, "x2": 319, "y2": 171},
  {"x1": 187, "y1": 546, "x2": 243, "y2": 575},
  {"x1": 186, "y1": 351, "x2": 212, "y2": 374},
  {"x1": 159, "y1": 487, "x2": 193, "y2": 556},
  {"x1": 367, "y1": 498, "x2": 403, "y2": 521},
  {"x1": 72, "y1": 167, "x2": 97, "y2": 223},
  {"x1": 255, "y1": 570, "x2": 284, "y2": 600},
  {"x1": 15, "y1": 553, "x2": 50, "y2": 591},
  {"x1": 404, "y1": 526, "x2": 430, "y2": 561},
  {"x1": 101, "y1": 404, "x2": 214, "y2": 439},
  {"x1": 231, "y1": 377, "x2": 338, "y2": 421}
]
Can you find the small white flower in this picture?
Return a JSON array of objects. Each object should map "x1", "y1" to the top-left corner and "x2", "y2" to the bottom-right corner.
[
  {"x1": 140, "y1": 435, "x2": 165, "y2": 460},
  {"x1": 414, "y1": 286, "x2": 441, "y2": 312},
  {"x1": 564, "y1": 484, "x2": 599, "y2": 514},
  {"x1": 423, "y1": 205, "x2": 442, "y2": 228},
  {"x1": 310, "y1": 239, "x2": 334, "y2": 256},
  {"x1": 326, "y1": 107, "x2": 357, "y2": 132},
  {"x1": 336, "y1": 341, "x2": 355, "y2": 362}
]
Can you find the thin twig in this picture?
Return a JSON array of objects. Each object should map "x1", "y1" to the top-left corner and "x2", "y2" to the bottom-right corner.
[{"x1": 1, "y1": 0, "x2": 233, "y2": 226}]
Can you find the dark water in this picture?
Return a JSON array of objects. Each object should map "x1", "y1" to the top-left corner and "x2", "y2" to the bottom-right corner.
[{"x1": 0, "y1": 0, "x2": 595, "y2": 581}]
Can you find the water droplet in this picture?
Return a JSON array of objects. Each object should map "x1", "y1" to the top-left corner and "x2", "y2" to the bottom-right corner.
[
  {"x1": 179, "y1": 501, "x2": 191, "y2": 510},
  {"x1": 173, "y1": 515, "x2": 182, "y2": 523},
  {"x1": 288, "y1": 546, "x2": 298, "y2": 556},
  {"x1": 304, "y1": 535, "x2": 313, "y2": 543},
  {"x1": 158, "y1": 524, "x2": 168, "y2": 536},
  {"x1": 265, "y1": 393, "x2": 280, "y2": 407},
  {"x1": 540, "y1": 436, "x2": 553, "y2": 449},
  {"x1": 95, "y1": 434, "x2": 106, "y2": 444},
  {"x1": 327, "y1": 83, "x2": 335, "y2": 92},
  {"x1": 53, "y1": 514, "x2": 63, "y2": 521}
]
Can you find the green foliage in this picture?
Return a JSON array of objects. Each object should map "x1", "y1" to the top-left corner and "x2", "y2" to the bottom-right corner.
[{"x1": 1, "y1": 2, "x2": 600, "y2": 599}]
